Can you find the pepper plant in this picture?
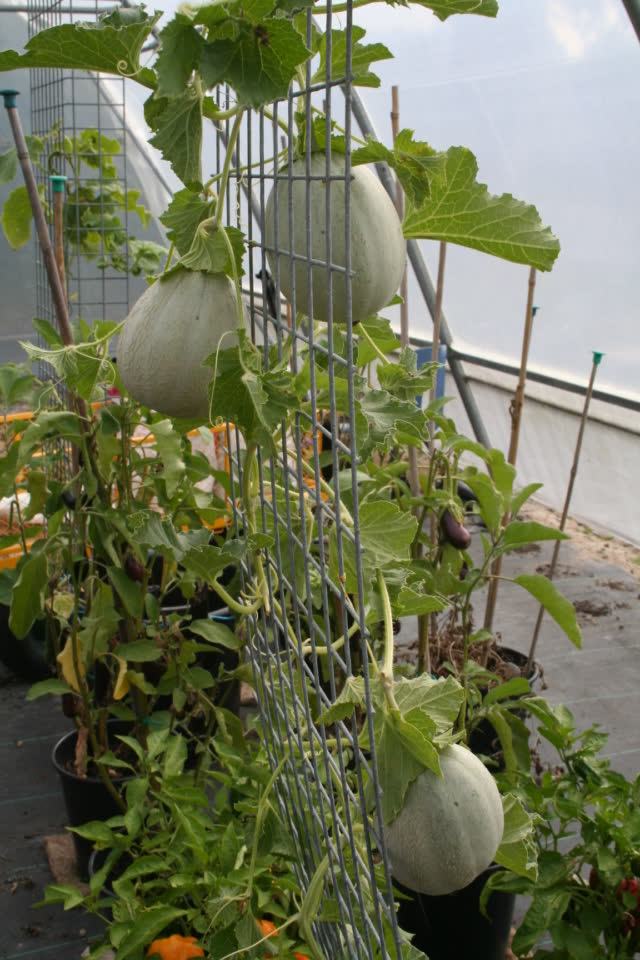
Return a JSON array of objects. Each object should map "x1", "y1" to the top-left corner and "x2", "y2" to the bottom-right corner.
[{"x1": 485, "y1": 708, "x2": 640, "y2": 959}]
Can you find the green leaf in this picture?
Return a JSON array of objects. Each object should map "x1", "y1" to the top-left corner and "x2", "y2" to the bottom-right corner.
[
  {"x1": 403, "y1": 146, "x2": 560, "y2": 271},
  {"x1": 483, "y1": 676, "x2": 531, "y2": 705},
  {"x1": 377, "y1": 711, "x2": 439, "y2": 824},
  {"x1": 71, "y1": 820, "x2": 115, "y2": 844},
  {"x1": 18, "y1": 411, "x2": 82, "y2": 465},
  {"x1": 513, "y1": 573, "x2": 582, "y2": 648},
  {"x1": 10, "y1": 551, "x2": 47, "y2": 638},
  {"x1": 494, "y1": 793, "x2": 538, "y2": 880},
  {"x1": 113, "y1": 905, "x2": 187, "y2": 960},
  {"x1": 333, "y1": 501, "x2": 416, "y2": 593},
  {"x1": 361, "y1": 501, "x2": 417, "y2": 563},
  {"x1": 0, "y1": 147, "x2": 17, "y2": 184},
  {"x1": 201, "y1": 18, "x2": 310, "y2": 109},
  {"x1": 0, "y1": 363, "x2": 36, "y2": 405},
  {"x1": 38, "y1": 883, "x2": 85, "y2": 910},
  {"x1": 2, "y1": 186, "x2": 32, "y2": 249},
  {"x1": 414, "y1": 0, "x2": 498, "y2": 20},
  {"x1": 395, "y1": 586, "x2": 447, "y2": 618},
  {"x1": 460, "y1": 471, "x2": 503, "y2": 535},
  {"x1": 159, "y1": 188, "x2": 215, "y2": 256},
  {"x1": 152, "y1": 418, "x2": 185, "y2": 498},
  {"x1": 510, "y1": 481, "x2": 543, "y2": 516},
  {"x1": 394, "y1": 674, "x2": 464, "y2": 732},
  {"x1": 178, "y1": 222, "x2": 246, "y2": 278},
  {"x1": 0, "y1": 9, "x2": 160, "y2": 76},
  {"x1": 27, "y1": 678, "x2": 71, "y2": 700},
  {"x1": 155, "y1": 13, "x2": 204, "y2": 97},
  {"x1": 149, "y1": 88, "x2": 203, "y2": 187},
  {"x1": 318, "y1": 675, "x2": 366, "y2": 724},
  {"x1": 189, "y1": 618, "x2": 240, "y2": 650},
  {"x1": 312, "y1": 25, "x2": 392, "y2": 89},
  {"x1": 356, "y1": 387, "x2": 426, "y2": 456},
  {"x1": 356, "y1": 316, "x2": 400, "y2": 366},
  {"x1": 353, "y1": 130, "x2": 444, "y2": 204},
  {"x1": 23, "y1": 469, "x2": 48, "y2": 520},
  {"x1": 377, "y1": 348, "x2": 436, "y2": 401},
  {"x1": 116, "y1": 640, "x2": 162, "y2": 662},
  {"x1": 163, "y1": 734, "x2": 187, "y2": 777},
  {"x1": 108, "y1": 566, "x2": 144, "y2": 619},
  {"x1": 499, "y1": 520, "x2": 567, "y2": 554}
]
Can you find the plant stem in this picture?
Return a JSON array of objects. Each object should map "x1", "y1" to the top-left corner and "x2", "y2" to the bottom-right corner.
[
  {"x1": 358, "y1": 324, "x2": 390, "y2": 366},
  {"x1": 162, "y1": 241, "x2": 175, "y2": 275},
  {"x1": 214, "y1": 110, "x2": 244, "y2": 231}
]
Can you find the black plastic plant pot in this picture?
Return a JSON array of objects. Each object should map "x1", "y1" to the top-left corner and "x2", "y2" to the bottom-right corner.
[
  {"x1": 0, "y1": 606, "x2": 53, "y2": 682},
  {"x1": 51, "y1": 722, "x2": 131, "y2": 881},
  {"x1": 469, "y1": 645, "x2": 541, "y2": 763},
  {"x1": 395, "y1": 865, "x2": 515, "y2": 960}
]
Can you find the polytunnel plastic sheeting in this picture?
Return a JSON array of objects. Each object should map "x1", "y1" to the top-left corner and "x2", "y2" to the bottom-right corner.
[
  {"x1": 132, "y1": 0, "x2": 640, "y2": 401},
  {"x1": 353, "y1": 0, "x2": 640, "y2": 399}
]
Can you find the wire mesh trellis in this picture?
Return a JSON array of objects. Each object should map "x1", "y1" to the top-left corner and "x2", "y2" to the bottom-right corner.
[
  {"x1": 216, "y1": 8, "x2": 404, "y2": 958},
  {"x1": 24, "y1": 1, "x2": 405, "y2": 953},
  {"x1": 28, "y1": 0, "x2": 132, "y2": 342}
]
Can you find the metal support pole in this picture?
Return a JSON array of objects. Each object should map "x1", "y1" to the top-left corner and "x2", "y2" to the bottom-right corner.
[
  {"x1": 349, "y1": 89, "x2": 491, "y2": 449},
  {"x1": 621, "y1": 0, "x2": 640, "y2": 42},
  {"x1": 526, "y1": 351, "x2": 604, "y2": 670}
]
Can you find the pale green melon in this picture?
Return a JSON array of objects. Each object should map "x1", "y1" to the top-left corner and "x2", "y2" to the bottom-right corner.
[
  {"x1": 118, "y1": 270, "x2": 243, "y2": 421},
  {"x1": 385, "y1": 744, "x2": 504, "y2": 896},
  {"x1": 264, "y1": 154, "x2": 405, "y2": 325}
]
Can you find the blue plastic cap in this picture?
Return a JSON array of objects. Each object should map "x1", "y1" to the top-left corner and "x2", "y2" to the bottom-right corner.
[
  {"x1": 49, "y1": 174, "x2": 68, "y2": 193},
  {"x1": 592, "y1": 351, "x2": 604, "y2": 366},
  {"x1": 0, "y1": 89, "x2": 20, "y2": 109}
]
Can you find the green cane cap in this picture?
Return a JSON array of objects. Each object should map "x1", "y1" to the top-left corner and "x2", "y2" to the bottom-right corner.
[
  {"x1": 49, "y1": 175, "x2": 68, "y2": 193},
  {"x1": 0, "y1": 89, "x2": 20, "y2": 109},
  {"x1": 592, "y1": 351, "x2": 604, "y2": 366}
]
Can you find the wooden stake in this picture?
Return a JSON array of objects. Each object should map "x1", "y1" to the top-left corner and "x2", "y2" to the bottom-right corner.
[
  {"x1": 526, "y1": 351, "x2": 603, "y2": 670},
  {"x1": 482, "y1": 268, "x2": 537, "y2": 639}
]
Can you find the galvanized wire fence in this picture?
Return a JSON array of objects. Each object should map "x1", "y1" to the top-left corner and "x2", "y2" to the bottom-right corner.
[
  {"x1": 28, "y1": 0, "x2": 132, "y2": 339},
  {"x1": 217, "y1": 10, "x2": 405, "y2": 958}
]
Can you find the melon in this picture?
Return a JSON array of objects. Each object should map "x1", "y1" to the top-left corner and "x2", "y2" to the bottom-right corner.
[
  {"x1": 385, "y1": 744, "x2": 504, "y2": 896},
  {"x1": 264, "y1": 154, "x2": 405, "y2": 325},
  {"x1": 118, "y1": 269, "x2": 244, "y2": 421}
]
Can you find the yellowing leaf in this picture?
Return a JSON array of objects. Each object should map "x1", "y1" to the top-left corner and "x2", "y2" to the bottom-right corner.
[
  {"x1": 57, "y1": 636, "x2": 85, "y2": 692},
  {"x1": 113, "y1": 656, "x2": 130, "y2": 700}
]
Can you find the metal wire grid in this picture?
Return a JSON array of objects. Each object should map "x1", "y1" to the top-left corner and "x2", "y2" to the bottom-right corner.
[
  {"x1": 216, "y1": 9, "x2": 404, "y2": 958},
  {"x1": 28, "y1": 0, "x2": 131, "y2": 340}
]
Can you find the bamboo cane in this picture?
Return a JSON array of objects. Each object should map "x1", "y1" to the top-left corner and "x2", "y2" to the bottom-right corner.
[
  {"x1": 483, "y1": 267, "x2": 537, "y2": 639},
  {"x1": 526, "y1": 351, "x2": 604, "y2": 671}
]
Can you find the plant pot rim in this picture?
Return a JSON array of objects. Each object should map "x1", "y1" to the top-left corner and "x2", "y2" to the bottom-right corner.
[
  {"x1": 51, "y1": 722, "x2": 130, "y2": 785},
  {"x1": 495, "y1": 643, "x2": 541, "y2": 684}
]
